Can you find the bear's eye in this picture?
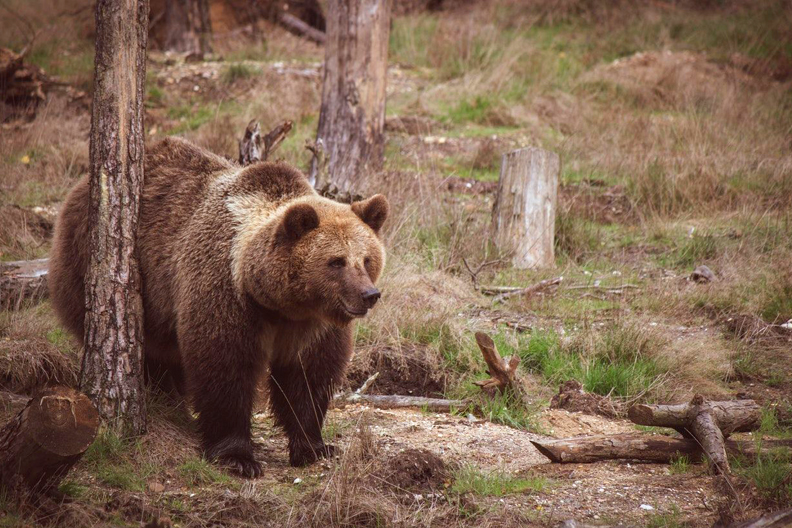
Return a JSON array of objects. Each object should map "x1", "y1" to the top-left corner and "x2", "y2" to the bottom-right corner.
[
  {"x1": 328, "y1": 257, "x2": 346, "y2": 269},
  {"x1": 364, "y1": 257, "x2": 372, "y2": 267}
]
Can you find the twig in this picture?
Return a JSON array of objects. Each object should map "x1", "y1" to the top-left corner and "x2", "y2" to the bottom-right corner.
[
  {"x1": 492, "y1": 276, "x2": 563, "y2": 304},
  {"x1": 461, "y1": 257, "x2": 501, "y2": 291}
]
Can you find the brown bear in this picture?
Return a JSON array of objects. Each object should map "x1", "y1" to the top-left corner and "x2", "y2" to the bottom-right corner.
[{"x1": 49, "y1": 137, "x2": 388, "y2": 477}]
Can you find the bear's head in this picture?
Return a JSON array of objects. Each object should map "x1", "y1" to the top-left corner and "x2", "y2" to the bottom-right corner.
[{"x1": 241, "y1": 194, "x2": 389, "y2": 325}]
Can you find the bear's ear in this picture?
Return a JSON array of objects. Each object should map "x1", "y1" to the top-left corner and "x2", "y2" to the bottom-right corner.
[
  {"x1": 278, "y1": 203, "x2": 320, "y2": 241},
  {"x1": 351, "y1": 194, "x2": 389, "y2": 235}
]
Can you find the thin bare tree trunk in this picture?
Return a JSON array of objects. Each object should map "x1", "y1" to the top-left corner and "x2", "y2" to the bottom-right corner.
[
  {"x1": 165, "y1": 0, "x2": 212, "y2": 55},
  {"x1": 83, "y1": 0, "x2": 149, "y2": 437},
  {"x1": 309, "y1": 0, "x2": 392, "y2": 200}
]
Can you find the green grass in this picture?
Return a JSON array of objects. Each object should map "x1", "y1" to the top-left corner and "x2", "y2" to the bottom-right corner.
[
  {"x1": 178, "y1": 458, "x2": 232, "y2": 487},
  {"x1": 83, "y1": 430, "x2": 150, "y2": 492},
  {"x1": 669, "y1": 454, "x2": 691, "y2": 474},
  {"x1": 221, "y1": 63, "x2": 258, "y2": 84},
  {"x1": 646, "y1": 505, "x2": 687, "y2": 528},
  {"x1": 451, "y1": 465, "x2": 547, "y2": 496},
  {"x1": 518, "y1": 324, "x2": 668, "y2": 399}
]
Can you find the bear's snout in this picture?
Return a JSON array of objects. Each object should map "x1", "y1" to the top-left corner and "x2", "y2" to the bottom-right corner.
[{"x1": 361, "y1": 287, "x2": 381, "y2": 308}]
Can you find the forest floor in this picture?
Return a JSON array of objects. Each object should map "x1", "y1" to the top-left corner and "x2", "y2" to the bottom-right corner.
[{"x1": 1, "y1": 0, "x2": 792, "y2": 526}]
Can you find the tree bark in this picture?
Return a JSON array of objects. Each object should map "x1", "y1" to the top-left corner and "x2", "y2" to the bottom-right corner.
[
  {"x1": 83, "y1": 0, "x2": 149, "y2": 437},
  {"x1": 0, "y1": 386, "x2": 99, "y2": 495},
  {"x1": 491, "y1": 147, "x2": 560, "y2": 269},
  {"x1": 309, "y1": 0, "x2": 392, "y2": 200},
  {"x1": 727, "y1": 508, "x2": 792, "y2": 528},
  {"x1": 531, "y1": 433, "x2": 792, "y2": 464},
  {"x1": 337, "y1": 394, "x2": 465, "y2": 412},
  {"x1": 164, "y1": 0, "x2": 212, "y2": 56},
  {"x1": 628, "y1": 399, "x2": 760, "y2": 435}
]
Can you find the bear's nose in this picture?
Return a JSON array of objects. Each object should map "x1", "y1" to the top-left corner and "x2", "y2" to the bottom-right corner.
[{"x1": 361, "y1": 288, "x2": 381, "y2": 308}]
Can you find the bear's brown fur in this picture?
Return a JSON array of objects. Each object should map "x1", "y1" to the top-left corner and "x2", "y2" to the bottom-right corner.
[{"x1": 49, "y1": 137, "x2": 388, "y2": 476}]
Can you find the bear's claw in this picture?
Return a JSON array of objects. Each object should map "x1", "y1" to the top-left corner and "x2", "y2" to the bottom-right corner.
[
  {"x1": 218, "y1": 454, "x2": 263, "y2": 478},
  {"x1": 289, "y1": 443, "x2": 335, "y2": 467}
]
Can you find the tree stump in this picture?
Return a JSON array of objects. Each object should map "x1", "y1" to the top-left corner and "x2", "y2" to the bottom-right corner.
[
  {"x1": 83, "y1": 0, "x2": 150, "y2": 436},
  {"x1": 308, "y1": 0, "x2": 392, "y2": 199},
  {"x1": 628, "y1": 396, "x2": 760, "y2": 474},
  {"x1": 0, "y1": 386, "x2": 99, "y2": 495},
  {"x1": 491, "y1": 147, "x2": 560, "y2": 269}
]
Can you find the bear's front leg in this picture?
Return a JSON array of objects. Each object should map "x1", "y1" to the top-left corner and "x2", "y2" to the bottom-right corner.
[
  {"x1": 181, "y1": 324, "x2": 265, "y2": 478},
  {"x1": 268, "y1": 326, "x2": 352, "y2": 466}
]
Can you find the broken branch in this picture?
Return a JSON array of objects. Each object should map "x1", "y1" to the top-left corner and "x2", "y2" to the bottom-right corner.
[{"x1": 492, "y1": 276, "x2": 562, "y2": 304}]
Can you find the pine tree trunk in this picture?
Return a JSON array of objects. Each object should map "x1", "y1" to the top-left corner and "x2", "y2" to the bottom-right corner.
[
  {"x1": 491, "y1": 147, "x2": 560, "y2": 269},
  {"x1": 309, "y1": 0, "x2": 392, "y2": 199},
  {"x1": 165, "y1": 0, "x2": 212, "y2": 55},
  {"x1": 83, "y1": 0, "x2": 149, "y2": 437}
]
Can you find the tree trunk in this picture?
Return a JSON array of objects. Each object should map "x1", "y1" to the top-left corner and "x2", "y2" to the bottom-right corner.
[
  {"x1": 309, "y1": 0, "x2": 392, "y2": 200},
  {"x1": 164, "y1": 0, "x2": 212, "y2": 56},
  {"x1": 0, "y1": 386, "x2": 99, "y2": 495},
  {"x1": 491, "y1": 147, "x2": 560, "y2": 269},
  {"x1": 83, "y1": 0, "x2": 149, "y2": 437},
  {"x1": 531, "y1": 433, "x2": 792, "y2": 464}
]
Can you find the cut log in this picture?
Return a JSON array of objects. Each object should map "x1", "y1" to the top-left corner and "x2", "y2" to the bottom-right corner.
[
  {"x1": 628, "y1": 399, "x2": 760, "y2": 435},
  {"x1": 491, "y1": 147, "x2": 560, "y2": 269},
  {"x1": 0, "y1": 258, "x2": 49, "y2": 310},
  {"x1": 0, "y1": 386, "x2": 99, "y2": 495},
  {"x1": 727, "y1": 508, "x2": 792, "y2": 528},
  {"x1": 530, "y1": 433, "x2": 792, "y2": 464},
  {"x1": 473, "y1": 332, "x2": 521, "y2": 396}
]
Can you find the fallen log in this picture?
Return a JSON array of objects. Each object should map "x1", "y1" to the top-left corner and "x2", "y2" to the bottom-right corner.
[
  {"x1": 530, "y1": 433, "x2": 791, "y2": 464},
  {"x1": 492, "y1": 276, "x2": 562, "y2": 304},
  {"x1": 628, "y1": 398, "x2": 760, "y2": 435},
  {"x1": 628, "y1": 395, "x2": 759, "y2": 474},
  {"x1": 341, "y1": 394, "x2": 465, "y2": 412},
  {"x1": 279, "y1": 13, "x2": 326, "y2": 44},
  {"x1": 727, "y1": 508, "x2": 792, "y2": 528},
  {"x1": 0, "y1": 258, "x2": 49, "y2": 310},
  {"x1": 0, "y1": 386, "x2": 99, "y2": 495}
]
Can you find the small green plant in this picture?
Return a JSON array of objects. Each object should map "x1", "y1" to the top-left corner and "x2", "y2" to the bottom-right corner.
[
  {"x1": 646, "y1": 505, "x2": 687, "y2": 528},
  {"x1": 83, "y1": 431, "x2": 148, "y2": 491},
  {"x1": 222, "y1": 63, "x2": 256, "y2": 84},
  {"x1": 58, "y1": 480, "x2": 87, "y2": 498},
  {"x1": 669, "y1": 454, "x2": 690, "y2": 474},
  {"x1": 451, "y1": 465, "x2": 547, "y2": 496},
  {"x1": 178, "y1": 458, "x2": 232, "y2": 487}
]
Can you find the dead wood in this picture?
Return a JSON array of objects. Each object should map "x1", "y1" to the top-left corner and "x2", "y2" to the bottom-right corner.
[
  {"x1": 0, "y1": 258, "x2": 49, "y2": 311},
  {"x1": 628, "y1": 396, "x2": 760, "y2": 474},
  {"x1": 279, "y1": 13, "x2": 326, "y2": 44},
  {"x1": 0, "y1": 386, "x2": 99, "y2": 495},
  {"x1": 726, "y1": 508, "x2": 792, "y2": 528},
  {"x1": 238, "y1": 120, "x2": 294, "y2": 165},
  {"x1": 531, "y1": 433, "x2": 792, "y2": 464},
  {"x1": 491, "y1": 276, "x2": 562, "y2": 304},
  {"x1": 473, "y1": 332, "x2": 525, "y2": 399},
  {"x1": 0, "y1": 47, "x2": 47, "y2": 122},
  {"x1": 334, "y1": 372, "x2": 465, "y2": 412}
]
